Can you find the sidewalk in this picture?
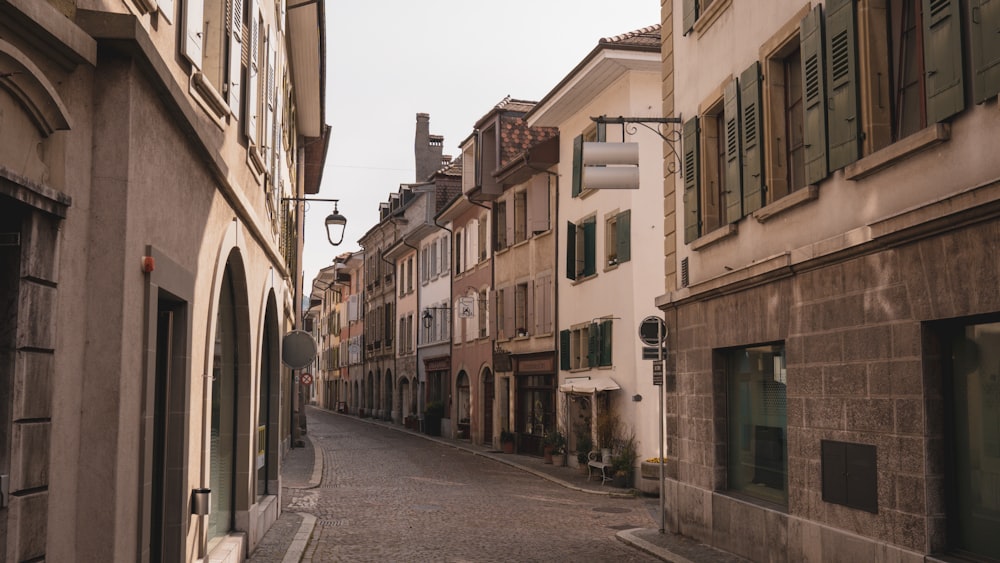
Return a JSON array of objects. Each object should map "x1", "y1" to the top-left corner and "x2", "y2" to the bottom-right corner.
[{"x1": 254, "y1": 406, "x2": 748, "y2": 563}]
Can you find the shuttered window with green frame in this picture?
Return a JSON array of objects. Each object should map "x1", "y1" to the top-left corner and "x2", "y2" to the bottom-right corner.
[
  {"x1": 723, "y1": 78, "x2": 743, "y2": 223},
  {"x1": 971, "y1": 0, "x2": 1000, "y2": 103},
  {"x1": 566, "y1": 221, "x2": 577, "y2": 280},
  {"x1": 922, "y1": 0, "x2": 964, "y2": 123},
  {"x1": 682, "y1": 117, "x2": 701, "y2": 244},
  {"x1": 572, "y1": 135, "x2": 583, "y2": 197},
  {"x1": 825, "y1": 0, "x2": 861, "y2": 171},
  {"x1": 560, "y1": 329, "x2": 571, "y2": 370},
  {"x1": 615, "y1": 210, "x2": 631, "y2": 264},
  {"x1": 740, "y1": 62, "x2": 765, "y2": 214},
  {"x1": 581, "y1": 217, "x2": 596, "y2": 277},
  {"x1": 801, "y1": 5, "x2": 829, "y2": 186},
  {"x1": 599, "y1": 319, "x2": 613, "y2": 366}
]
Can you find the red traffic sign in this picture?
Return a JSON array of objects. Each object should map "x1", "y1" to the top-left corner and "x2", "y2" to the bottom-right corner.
[{"x1": 300, "y1": 373, "x2": 313, "y2": 386}]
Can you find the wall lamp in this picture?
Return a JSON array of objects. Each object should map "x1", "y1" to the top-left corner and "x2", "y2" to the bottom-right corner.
[
  {"x1": 421, "y1": 307, "x2": 451, "y2": 329},
  {"x1": 282, "y1": 197, "x2": 347, "y2": 246}
]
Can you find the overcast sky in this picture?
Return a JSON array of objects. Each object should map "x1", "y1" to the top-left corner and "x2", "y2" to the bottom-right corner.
[{"x1": 302, "y1": 0, "x2": 661, "y2": 291}]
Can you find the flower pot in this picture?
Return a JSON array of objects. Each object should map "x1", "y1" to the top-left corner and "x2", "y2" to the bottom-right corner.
[
  {"x1": 543, "y1": 445, "x2": 554, "y2": 464},
  {"x1": 552, "y1": 453, "x2": 566, "y2": 467},
  {"x1": 502, "y1": 441, "x2": 514, "y2": 454}
]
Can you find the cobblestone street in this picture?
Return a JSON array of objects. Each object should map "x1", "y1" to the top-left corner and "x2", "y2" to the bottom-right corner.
[{"x1": 253, "y1": 407, "x2": 662, "y2": 562}]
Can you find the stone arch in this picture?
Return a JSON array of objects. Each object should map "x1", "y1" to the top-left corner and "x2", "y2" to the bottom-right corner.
[{"x1": 0, "y1": 38, "x2": 72, "y2": 136}]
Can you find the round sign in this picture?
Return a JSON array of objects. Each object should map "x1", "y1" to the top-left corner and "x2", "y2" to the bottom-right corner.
[
  {"x1": 300, "y1": 373, "x2": 313, "y2": 386},
  {"x1": 638, "y1": 316, "x2": 667, "y2": 347},
  {"x1": 281, "y1": 330, "x2": 317, "y2": 369}
]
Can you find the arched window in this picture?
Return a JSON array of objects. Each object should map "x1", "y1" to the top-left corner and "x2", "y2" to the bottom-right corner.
[{"x1": 209, "y1": 266, "x2": 239, "y2": 540}]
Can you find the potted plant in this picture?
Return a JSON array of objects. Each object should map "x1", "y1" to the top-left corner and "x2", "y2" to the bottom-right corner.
[
  {"x1": 424, "y1": 401, "x2": 444, "y2": 436},
  {"x1": 543, "y1": 430, "x2": 566, "y2": 465},
  {"x1": 575, "y1": 428, "x2": 593, "y2": 473},
  {"x1": 640, "y1": 457, "x2": 665, "y2": 496},
  {"x1": 500, "y1": 429, "x2": 516, "y2": 454}
]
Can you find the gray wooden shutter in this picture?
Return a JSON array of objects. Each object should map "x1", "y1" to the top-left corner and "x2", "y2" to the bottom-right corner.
[
  {"x1": 566, "y1": 222, "x2": 577, "y2": 280},
  {"x1": 683, "y1": 0, "x2": 697, "y2": 35},
  {"x1": 600, "y1": 319, "x2": 613, "y2": 366},
  {"x1": 971, "y1": 0, "x2": 1000, "y2": 103},
  {"x1": 826, "y1": 0, "x2": 861, "y2": 171},
  {"x1": 160, "y1": 0, "x2": 175, "y2": 24},
  {"x1": 723, "y1": 78, "x2": 742, "y2": 223},
  {"x1": 560, "y1": 330, "x2": 571, "y2": 370},
  {"x1": 182, "y1": 0, "x2": 204, "y2": 69},
  {"x1": 265, "y1": 27, "x2": 276, "y2": 169},
  {"x1": 228, "y1": 0, "x2": 243, "y2": 112},
  {"x1": 740, "y1": 63, "x2": 765, "y2": 214},
  {"x1": 245, "y1": 1, "x2": 260, "y2": 141},
  {"x1": 616, "y1": 210, "x2": 631, "y2": 264},
  {"x1": 527, "y1": 175, "x2": 549, "y2": 233},
  {"x1": 801, "y1": 5, "x2": 829, "y2": 186},
  {"x1": 922, "y1": 0, "x2": 965, "y2": 122},
  {"x1": 583, "y1": 217, "x2": 596, "y2": 277},
  {"x1": 682, "y1": 117, "x2": 701, "y2": 244},
  {"x1": 526, "y1": 281, "x2": 534, "y2": 336},
  {"x1": 572, "y1": 135, "x2": 583, "y2": 197}
]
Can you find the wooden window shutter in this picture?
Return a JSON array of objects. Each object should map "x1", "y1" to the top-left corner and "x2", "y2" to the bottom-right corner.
[
  {"x1": 740, "y1": 62, "x2": 765, "y2": 215},
  {"x1": 801, "y1": 5, "x2": 829, "y2": 186},
  {"x1": 682, "y1": 117, "x2": 701, "y2": 244},
  {"x1": 971, "y1": 0, "x2": 1000, "y2": 103},
  {"x1": 587, "y1": 323, "x2": 599, "y2": 367},
  {"x1": 616, "y1": 210, "x2": 631, "y2": 264},
  {"x1": 600, "y1": 319, "x2": 613, "y2": 366},
  {"x1": 527, "y1": 175, "x2": 550, "y2": 233},
  {"x1": 228, "y1": 0, "x2": 243, "y2": 112},
  {"x1": 723, "y1": 78, "x2": 743, "y2": 223},
  {"x1": 566, "y1": 221, "x2": 577, "y2": 280},
  {"x1": 560, "y1": 330, "x2": 571, "y2": 370},
  {"x1": 572, "y1": 135, "x2": 583, "y2": 197},
  {"x1": 182, "y1": 0, "x2": 204, "y2": 68},
  {"x1": 922, "y1": 0, "x2": 965, "y2": 122},
  {"x1": 503, "y1": 287, "x2": 514, "y2": 339},
  {"x1": 683, "y1": 0, "x2": 697, "y2": 35},
  {"x1": 582, "y1": 217, "x2": 596, "y2": 277},
  {"x1": 245, "y1": 1, "x2": 260, "y2": 141},
  {"x1": 526, "y1": 281, "x2": 534, "y2": 336},
  {"x1": 505, "y1": 200, "x2": 515, "y2": 245},
  {"x1": 825, "y1": 0, "x2": 861, "y2": 171}
]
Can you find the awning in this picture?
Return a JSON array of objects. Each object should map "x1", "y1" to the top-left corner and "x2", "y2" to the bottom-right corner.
[{"x1": 558, "y1": 376, "x2": 621, "y2": 394}]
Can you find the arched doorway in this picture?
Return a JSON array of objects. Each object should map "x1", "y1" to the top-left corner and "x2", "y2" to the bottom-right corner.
[
  {"x1": 482, "y1": 368, "x2": 494, "y2": 445},
  {"x1": 366, "y1": 371, "x2": 374, "y2": 415},
  {"x1": 384, "y1": 369, "x2": 393, "y2": 421},
  {"x1": 456, "y1": 370, "x2": 470, "y2": 439},
  {"x1": 208, "y1": 254, "x2": 251, "y2": 542},
  {"x1": 257, "y1": 293, "x2": 280, "y2": 498}
]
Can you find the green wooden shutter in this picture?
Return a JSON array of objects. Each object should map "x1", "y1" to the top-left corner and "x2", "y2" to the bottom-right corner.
[
  {"x1": 971, "y1": 0, "x2": 1000, "y2": 103},
  {"x1": 723, "y1": 78, "x2": 742, "y2": 223},
  {"x1": 600, "y1": 319, "x2": 613, "y2": 366},
  {"x1": 587, "y1": 323, "x2": 599, "y2": 367},
  {"x1": 826, "y1": 0, "x2": 861, "y2": 171},
  {"x1": 572, "y1": 135, "x2": 583, "y2": 197},
  {"x1": 560, "y1": 329, "x2": 571, "y2": 370},
  {"x1": 740, "y1": 62, "x2": 765, "y2": 214},
  {"x1": 923, "y1": 0, "x2": 965, "y2": 122},
  {"x1": 801, "y1": 5, "x2": 829, "y2": 186},
  {"x1": 683, "y1": 0, "x2": 697, "y2": 35},
  {"x1": 583, "y1": 217, "x2": 596, "y2": 277},
  {"x1": 682, "y1": 117, "x2": 701, "y2": 243},
  {"x1": 616, "y1": 210, "x2": 631, "y2": 264},
  {"x1": 566, "y1": 221, "x2": 577, "y2": 280}
]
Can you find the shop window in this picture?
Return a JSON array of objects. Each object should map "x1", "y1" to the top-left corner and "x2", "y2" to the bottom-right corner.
[{"x1": 724, "y1": 344, "x2": 787, "y2": 506}]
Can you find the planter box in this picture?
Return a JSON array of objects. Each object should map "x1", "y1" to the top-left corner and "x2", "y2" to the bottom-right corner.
[{"x1": 639, "y1": 461, "x2": 662, "y2": 496}]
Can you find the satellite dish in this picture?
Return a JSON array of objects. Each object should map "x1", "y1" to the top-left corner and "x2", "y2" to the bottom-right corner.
[{"x1": 281, "y1": 330, "x2": 317, "y2": 369}]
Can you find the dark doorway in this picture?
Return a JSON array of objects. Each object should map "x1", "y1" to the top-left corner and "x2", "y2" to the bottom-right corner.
[{"x1": 482, "y1": 369, "x2": 494, "y2": 444}]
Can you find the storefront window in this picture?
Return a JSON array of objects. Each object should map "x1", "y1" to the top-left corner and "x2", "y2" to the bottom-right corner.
[
  {"x1": 209, "y1": 268, "x2": 238, "y2": 541},
  {"x1": 725, "y1": 344, "x2": 787, "y2": 505}
]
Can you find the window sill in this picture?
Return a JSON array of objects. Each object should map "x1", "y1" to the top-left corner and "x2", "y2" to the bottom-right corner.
[
  {"x1": 844, "y1": 123, "x2": 950, "y2": 181},
  {"x1": 571, "y1": 273, "x2": 598, "y2": 286},
  {"x1": 690, "y1": 223, "x2": 737, "y2": 251},
  {"x1": 190, "y1": 71, "x2": 229, "y2": 126},
  {"x1": 248, "y1": 144, "x2": 266, "y2": 179},
  {"x1": 694, "y1": 0, "x2": 732, "y2": 37},
  {"x1": 603, "y1": 261, "x2": 619, "y2": 273},
  {"x1": 511, "y1": 239, "x2": 530, "y2": 250},
  {"x1": 495, "y1": 246, "x2": 510, "y2": 256},
  {"x1": 569, "y1": 367, "x2": 592, "y2": 373},
  {"x1": 753, "y1": 185, "x2": 819, "y2": 223},
  {"x1": 532, "y1": 228, "x2": 553, "y2": 240}
]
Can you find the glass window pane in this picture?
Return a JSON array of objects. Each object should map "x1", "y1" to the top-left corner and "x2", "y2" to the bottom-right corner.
[{"x1": 726, "y1": 344, "x2": 788, "y2": 505}]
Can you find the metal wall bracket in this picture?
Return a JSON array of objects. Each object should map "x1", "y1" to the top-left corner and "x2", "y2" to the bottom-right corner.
[{"x1": 591, "y1": 115, "x2": 684, "y2": 174}]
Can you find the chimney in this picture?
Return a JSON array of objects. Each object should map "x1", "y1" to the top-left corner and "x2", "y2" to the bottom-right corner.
[{"x1": 414, "y1": 113, "x2": 444, "y2": 182}]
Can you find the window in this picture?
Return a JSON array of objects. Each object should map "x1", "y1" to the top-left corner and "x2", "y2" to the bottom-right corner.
[
  {"x1": 571, "y1": 125, "x2": 602, "y2": 197},
  {"x1": 566, "y1": 217, "x2": 596, "y2": 280},
  {"x1": 605, "y1": 210, "x2": 631, "y2": 267},
  {"x1": 682, "y1": 0, "x2": 729, "y2": 35},
  {"x1": 478, "y1": 289, "x2": 488, "y2": 339},
  {"x1": 478, "y1": 213, "x2": 488, "y2": 261},
  {"x1": 559, "y1": 320, "x2": 612, "y2": 371},
  {"x1": 495, "y1": 200, "x2": 508, "y2": 250},
  {"x1": 398, "y1": 317, "x2": 405, "y2": 353},
  {"x1": 384, "y1": 302, "x2": 393, "y2": 347},
  {"x1": 514, "y1": 190, "x2": 527, "y2": 244},
  {"x1": 496, "y1": 288, "x2": 507, "y2": 339},
  {"x1": 527, "y1": 174, "x2": 551, "y2": 234},
  {"x1": 764, "y1": 33, "x2": 806, "y2": 202},
  {"x1": 399, "y1": 262, "x2": 405, "y2": 297},
  {"x1": 725, "y1": 344, "x2": 787, "y2": 506},
  {"x1": 943, "y1": 319, "x2": 1000, "y2": 560},
  {"x1": 407, "y1": 256, "x2": 413, "y2": 293},
  {"x1": 514, "y1": 282, "x2": 528, "y2": 337},
  {"x1": 533, "y1": 273, "x2": 553, "y2": 335},
  {"x1": 455, "y1": 230, "x2": 463, "y2": 273}
]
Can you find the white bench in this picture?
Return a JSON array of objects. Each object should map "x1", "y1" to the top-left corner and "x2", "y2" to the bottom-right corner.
[{"x1": 587, "y1": 451, "x2": 612, "y2": 485}]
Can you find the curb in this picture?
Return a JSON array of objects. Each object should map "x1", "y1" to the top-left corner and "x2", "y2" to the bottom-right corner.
[
  {"x1": 616, "y1": 528, "x2": 695, "y2": 563},
  {"x1": 285, "y1": 434, "x2": 323, "y2": 490},
  {"x1": 280, "y1": 513, "x2": 316, "y2": 563}
]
